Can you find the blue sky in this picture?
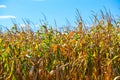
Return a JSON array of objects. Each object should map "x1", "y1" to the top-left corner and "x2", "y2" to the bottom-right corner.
[{"x1": 0, "y1": 0, "x2": 120, "y2": 29}]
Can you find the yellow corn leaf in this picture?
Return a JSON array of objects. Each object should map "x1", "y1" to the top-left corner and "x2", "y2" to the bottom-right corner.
[
  {"x1": 107, "y1": 55, "x2": 118, "y2": 65},
  {"x1": 5, "y1": 61, "x2": 14, "y2": 80},
  {"x1": 60, "y1": 47, "x2": 65, "y2": 53},
  {"x1": 52, "y1": 44, "x2": 57, "y2": 52},
  {"x1": 93, "y1": 52, "x2": 96, "y2": 57},
  {"x1": 104, "y1": 74, "x2": 110, "y2": 80},
  {"x1": 99, "y1": 41, "x2": 103, "y2": 47},
  {"x1": 0, "y1": 38, "x2": 2, "y2": 43},
  {"x1": 20, "y1": 51, "x2": 28, "y2": 58},
  {"x1": 68, "y1": 31, "x2": 75, "y2": 38}
]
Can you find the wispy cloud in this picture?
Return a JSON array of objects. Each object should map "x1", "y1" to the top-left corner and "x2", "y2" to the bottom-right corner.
[
  {"x1": 0, "y1": 5, "x2": 7, "y2": 8},
  {"x1": 0, "y1": 16, "x2": 16, "y2": 19}
]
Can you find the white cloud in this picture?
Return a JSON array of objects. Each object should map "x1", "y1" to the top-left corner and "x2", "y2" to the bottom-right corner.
[
  {"x1": 20, "y1": 24, "x2": 40, "y2": 28},
  {"x1": 0, "y1": 5, "x2": 7, "y2": 8},
  {"x1": 0, "y1": 16, "x2": 16, "y2": 19}
]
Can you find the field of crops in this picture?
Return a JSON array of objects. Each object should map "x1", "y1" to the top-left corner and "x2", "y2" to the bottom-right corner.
[{"x1": 0, "y1": 12, "x2": 120, "y2": 80}]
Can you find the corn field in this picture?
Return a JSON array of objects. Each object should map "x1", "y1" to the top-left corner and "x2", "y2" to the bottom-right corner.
[{"x1": 0, "y1": 12, "x2": 120, "y2": 80}]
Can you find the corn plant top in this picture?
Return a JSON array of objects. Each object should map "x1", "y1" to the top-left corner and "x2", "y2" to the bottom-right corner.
[{"x1": 0, "y1": 17, "x2": 120, "y2": 80}]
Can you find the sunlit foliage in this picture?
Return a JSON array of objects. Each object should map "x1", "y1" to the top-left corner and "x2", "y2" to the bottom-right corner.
[{"x1": 0, "y1": 11, "x2": 120, "y2": 80}]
